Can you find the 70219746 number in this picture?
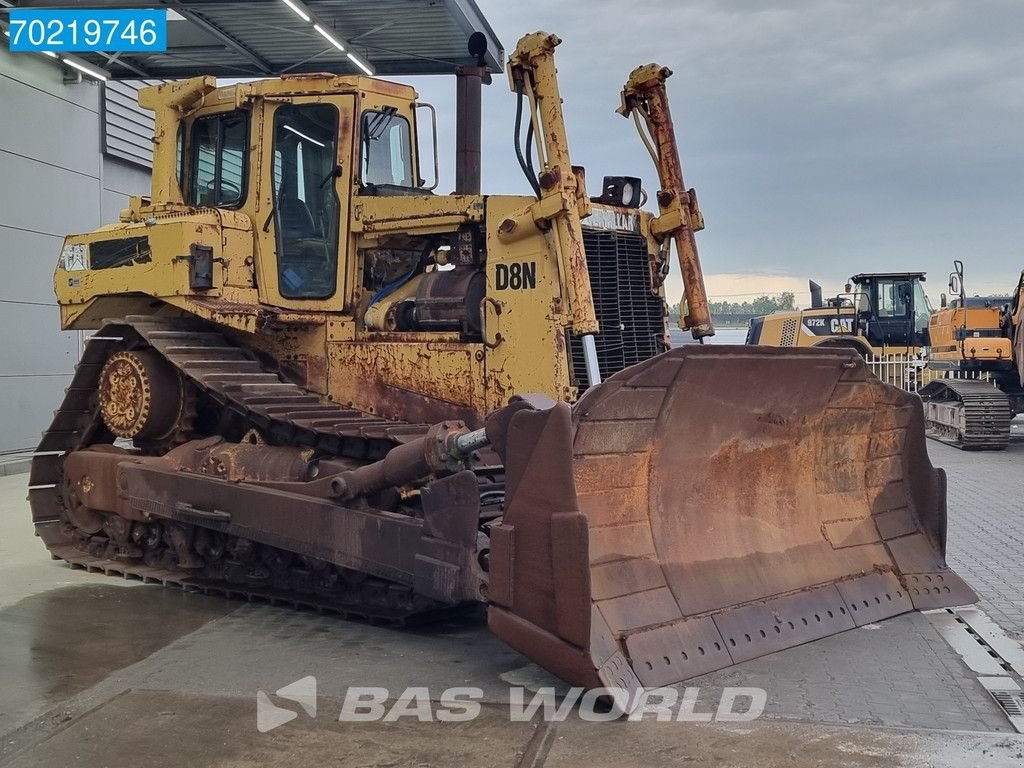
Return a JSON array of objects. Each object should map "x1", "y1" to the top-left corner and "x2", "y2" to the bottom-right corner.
[{"x1": 7, "y1": 9, "x2": 166, "y2": 53}]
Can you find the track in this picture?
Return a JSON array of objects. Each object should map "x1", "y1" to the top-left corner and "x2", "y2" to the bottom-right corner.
[
  {"x1": 28, "y1": 315, "x2": 497, "y2": 625},
  {"x1": 919, "y1": 378, "x2": 1012, "y2": 451}
]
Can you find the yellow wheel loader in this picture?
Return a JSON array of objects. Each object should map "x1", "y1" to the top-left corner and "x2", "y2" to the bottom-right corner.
[
  {"x1": 747, "y1": 273, "x2": 933, "y2": 357},
  {"x1": 32, "y1": 31, "x2": 973, "y2": 705},
  {"x1": 921, "y1": 260, "x2": 1024, "y2": 449}
]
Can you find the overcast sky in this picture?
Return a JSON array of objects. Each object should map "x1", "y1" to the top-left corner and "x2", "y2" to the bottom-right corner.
[{"x1": 406, "y1": 0, "x2": 1024, "y2": 306}]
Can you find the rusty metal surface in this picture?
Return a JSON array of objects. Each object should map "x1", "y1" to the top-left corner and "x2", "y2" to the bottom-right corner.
[
  {"x1": 31, "y1": 315, "x2": 978, "y2": 696},
  {"x1": 620, "y1": 64, "x2": 713, "y2": 339},
  {"x1": 97, "y1": 349, "x2": 185, "y2": 440},
  {"x1": 166, "y1": 438, "x2": 317, "y2": 482},
  {"x1": 28, "y1": 316, "x2": 486, "y2": 623},
  {"x1": 454, "y1": 65, "x2": 484, "y2": 195},
  {"x1": 489, "y1": 344, "x2": 977, "y2": 692}
]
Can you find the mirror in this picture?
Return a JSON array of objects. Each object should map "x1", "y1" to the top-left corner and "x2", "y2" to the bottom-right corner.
[{"x1": 413, "y1": 102, "x2": 439, "y2": 190}]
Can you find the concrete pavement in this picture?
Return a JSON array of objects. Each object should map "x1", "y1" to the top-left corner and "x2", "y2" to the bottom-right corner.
[
  {"x1": 1, "y1": 442, "x2": 1023, "y2": 767},
  {"x1": 941, "y1": 441, "x2": 1024, "y2": 639}
]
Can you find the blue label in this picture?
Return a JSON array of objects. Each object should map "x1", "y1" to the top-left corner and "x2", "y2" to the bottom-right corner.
[{"x1": 7, "y1": 9, "x2": 167, "y2": 53}]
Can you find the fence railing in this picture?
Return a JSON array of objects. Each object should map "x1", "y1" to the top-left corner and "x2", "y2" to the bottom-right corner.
[{"x1": 865, "y1": 353, "x2": 994, "y2": 393}]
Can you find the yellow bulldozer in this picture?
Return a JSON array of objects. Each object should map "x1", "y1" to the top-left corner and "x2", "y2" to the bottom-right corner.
[
  {"x1": 920, "y1": 260, "x2": 1024, "y2": 449},
  {"x1": 31, "y1": 31, "x2": 973, "y2": 704}
]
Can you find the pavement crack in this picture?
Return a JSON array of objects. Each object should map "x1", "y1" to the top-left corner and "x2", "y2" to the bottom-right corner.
[{"x1": 514, "y1": 719, "x2": 558, "y2": 768}]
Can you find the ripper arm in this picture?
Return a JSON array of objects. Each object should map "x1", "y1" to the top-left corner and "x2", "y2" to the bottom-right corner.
[{"x1": 620, "y1": 64, "x2": 714, "y2": 339}]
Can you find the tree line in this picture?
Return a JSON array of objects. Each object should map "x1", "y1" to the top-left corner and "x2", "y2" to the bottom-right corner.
[{"x1": 669, "y1": 292, "x2": 796, "y2": 320}]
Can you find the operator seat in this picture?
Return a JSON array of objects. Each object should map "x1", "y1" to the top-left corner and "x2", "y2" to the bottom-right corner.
[{"x1": 277, "y1": 194, "x2": 318, "y2": 239}]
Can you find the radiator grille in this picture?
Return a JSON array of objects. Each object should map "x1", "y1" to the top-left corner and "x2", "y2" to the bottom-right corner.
[
  {"x1": 781, "y1": 318, "x2": 798, "y2": 346},
  {"x1": 569, "y1": 228, "x2": 665, "y2": 391}
]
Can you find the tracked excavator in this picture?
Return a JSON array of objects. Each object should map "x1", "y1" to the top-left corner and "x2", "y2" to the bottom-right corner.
[
  {"x1": 921, "y1": 260, "x2": 1024, "y2": 449},
  {"x1": 31, "y1": 31, "x2": 974, "y2": 704}
]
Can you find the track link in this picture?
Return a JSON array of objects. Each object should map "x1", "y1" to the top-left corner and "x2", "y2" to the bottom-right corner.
[
  {"x1": 29, "y1": 315, "x2": 486, "y2": 625},
  {"x1": 42, "y1": 541, "x2": 470, "y2": 625},
  {"x1": 920, "y1": 378, "x2": 1012, "y2": 450}
]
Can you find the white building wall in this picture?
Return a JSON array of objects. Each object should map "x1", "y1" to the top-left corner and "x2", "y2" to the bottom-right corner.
[{"x1": 0, "y1": 47, "x2": 151, "y2": 453}]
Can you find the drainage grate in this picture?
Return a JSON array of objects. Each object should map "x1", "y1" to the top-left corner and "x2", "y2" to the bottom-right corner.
[
  {"x1": 979, "y1": 677, "x2": 1024, "y2": 733},
  {"x1": 929, "y1": 610, "x2": 1024, "y2": 733},
  {"x1": 992, "y1": 689, "x2": 1024, "y2": 717}
]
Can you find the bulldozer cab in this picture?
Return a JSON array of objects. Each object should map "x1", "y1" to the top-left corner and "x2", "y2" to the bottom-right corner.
[{"x1": 165, "y1": 78, "x2": 426, "y2": 312}]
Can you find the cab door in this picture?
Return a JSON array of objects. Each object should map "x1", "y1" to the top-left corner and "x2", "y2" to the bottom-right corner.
[
  {"x1": 867, "y1": 277, "x2": 915, "y2": 348},
  {"x1": 254, "y1": 96, "x2": 355, "y2": 311}
]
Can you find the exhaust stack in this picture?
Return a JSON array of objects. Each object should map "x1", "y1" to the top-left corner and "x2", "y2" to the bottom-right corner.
[
  {"x1": 455, "y1": 32, "x2": 489, "y2": 194},
  {"x1": 810, "y1": 280, "x2": 824, "y2": 309}
]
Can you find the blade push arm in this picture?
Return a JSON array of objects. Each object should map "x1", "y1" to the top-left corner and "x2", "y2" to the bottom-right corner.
[{"x1": 620, "y1": 64, "x2": 714, "y2": 339}]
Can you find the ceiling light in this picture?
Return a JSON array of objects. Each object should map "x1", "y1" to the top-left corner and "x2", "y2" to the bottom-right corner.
[
  {"x1": 347, "y1": 52, "x2": 373, "y2": 76},
  {"x1": 280, "y1": 0, "x2": 311, "y2": 22},
  {"x1": 4, "y1": 28, "x2": 58, "y2": 59},
  {"x1": 283, "y1": 124, "x2": 325, "y2": 147},
  {"x1": 62, "y1": 57, "x2": 108, "y2": 82},
  {"x1": 313, "y1": 24, "x2": 345, "y2": 52}
]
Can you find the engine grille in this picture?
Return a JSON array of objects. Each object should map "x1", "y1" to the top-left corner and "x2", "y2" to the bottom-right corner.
[
  {"x1": 569, "y1": 227, "x2": 665, "y2": 391},
  {"x1": 781, "y1": 318, "x2": 798, "y2": 346}
]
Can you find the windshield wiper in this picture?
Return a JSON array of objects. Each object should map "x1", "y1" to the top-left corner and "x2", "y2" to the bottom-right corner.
[{"x1": 365, "y1": 107, "x2": 397, "y2": 141}]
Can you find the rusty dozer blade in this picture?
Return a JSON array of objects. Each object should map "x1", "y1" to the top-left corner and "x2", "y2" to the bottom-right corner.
[{"x1": 486, "y1": 345, "x2": 976, "y2": 697}]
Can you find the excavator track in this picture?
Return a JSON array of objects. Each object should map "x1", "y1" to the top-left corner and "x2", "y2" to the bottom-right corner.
[
  {"x1": 28, "y1": 315, "x2": 489, "y2": 626},
  {"x1": 919, "y1": 378, "x2": 1012, "y2": 451}
]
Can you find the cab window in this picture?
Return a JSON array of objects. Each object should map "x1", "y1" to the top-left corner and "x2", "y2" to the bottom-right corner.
[
  {"x1": 877, "y1": 279, "x2": 912, "y2": 318},
  {"x1": 913, "y1": 280, "x2": 932, "y2": 330},
  {"x1": 188, "y1": 111, "x2": 248, "y2": 207},
  {"x1": 175, "y1": 123, "x2": 184, "y2": 191},
  {"x1": 271, "y1": 104, "x2": 340, "y2": 299},
  {"x1": 360, "y1": 109, "x2": 413, "y2": 187}
]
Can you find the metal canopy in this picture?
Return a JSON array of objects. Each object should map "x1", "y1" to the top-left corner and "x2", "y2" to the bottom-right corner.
[{"x1": 8, "y1": 0, "x2": 503, "y2": 79}]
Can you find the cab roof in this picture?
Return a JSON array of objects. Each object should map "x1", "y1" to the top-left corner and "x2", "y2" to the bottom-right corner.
[
  {"x1": 225, "y1": 74, "x2": 418, "y2": 102},
  {"x1": 850, "y1": 272, "x2": 926, "y2": 282}
]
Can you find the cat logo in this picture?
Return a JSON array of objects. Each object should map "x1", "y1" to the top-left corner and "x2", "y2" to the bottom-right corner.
[{"x1": 830, "y1": 318, "x2": 855, "y2": 334}]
